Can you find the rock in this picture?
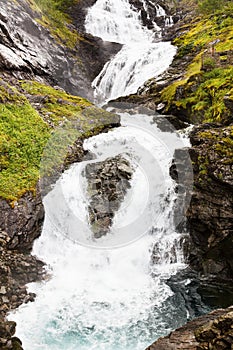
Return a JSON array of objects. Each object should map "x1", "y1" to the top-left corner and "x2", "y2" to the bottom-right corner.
[
  {"x1": 85, "y1": 155, "x2": 134, "y2": 238},
  {"x1": 195, "y1": 321, "x2": 220, "y2": 342},
  {"x1": 0, "y1": 184, "x2": 44, "y2": 252},
  {"x1": 145, "y1": 307, "x2": 233, "y2": 350},
  {"x1": 170, "y1": 124, "x2": 233, "y2": 280},
  {"x1": 194, "y1": 310, "x2": 233, "y2": 350},
  {"x1": 186, "y1": 125, "x2": 233, "y2": 280},
  {"x1": 0, "y1": 287, "x2": 7, "y2": 295},
  {"x1": 0, "y1": 0, "x2": 121, "y2": 100},
  {"x1": 128, "y1": 0, "x2": 181, "y2": 35}
]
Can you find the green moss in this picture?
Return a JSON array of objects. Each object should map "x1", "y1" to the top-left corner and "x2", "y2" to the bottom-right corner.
[
  {"x1": 0, "y1": 80, "x2": 118, "y2": 202},
  {"x1": 27, "y1": 0, "x2": 82, "y2": 48},
  {"x1": 0, "y1": 102, "x2": 50, "y2": 202},
  {"x1": 21, "y1": 81, "x2": 92, "y2": 126},
  {"x1": 174, "y1": 7, "x2": 233, "y2": 55},
  {"x1": 198, "y1": 126, "x2": 233, "y2": 164},
  {"x1": 161, "y1": 55, "x2": 202, "y2": 113},
  {"x1": 161, "y1": 2, "x2": 233, "y2": 125}
]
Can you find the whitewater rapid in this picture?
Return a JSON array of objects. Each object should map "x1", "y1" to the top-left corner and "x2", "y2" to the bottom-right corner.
[
  {"x1": 10, "y1": 112, "x2": 191, "y2": 350},
  {"x1": 85, "y1": 0, "x2": 176, "y2": 103},
  {"x1": 9, "y1": 1, "x2": 192, "y2": 350}
]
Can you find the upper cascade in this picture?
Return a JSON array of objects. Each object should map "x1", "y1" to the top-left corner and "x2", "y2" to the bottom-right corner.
[
  {"x1": 85, "y1": 0, "x2": 156, "y2": 44},
  {"x1": 85, "y1": 0, "x2": 176, "y2": 103}
]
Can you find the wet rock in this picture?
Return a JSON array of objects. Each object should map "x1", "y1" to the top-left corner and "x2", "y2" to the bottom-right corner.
[
  {"x1": 85, "y1": 155, "x2": 134, "y2": 238},
  {"x1": 195, "y1": 311, "x2": 233, "y2": 350},
  {"x1": 0, "y1": 230, "x2": 45, "y2": 349},
  {"x1": 128, "y1": 0, "x2": 181, "y2": 35},
  {"x1": 145, "y1": 307, "x2": 233, "y2": 350},
  {"x1": 186, "y1": 125, "x2": 233, "y2": 280},
  {"x1": 0, "y1": 185, "x2": 44, "y2": 253},
  {"x1": 170, "y1": 123, "x2": 233, "y2": 281}
]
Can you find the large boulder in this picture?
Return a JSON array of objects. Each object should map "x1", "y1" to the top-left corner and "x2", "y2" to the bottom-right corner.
[{"x1": 85, "y1": 155, "x2": 134, "y2": 238}]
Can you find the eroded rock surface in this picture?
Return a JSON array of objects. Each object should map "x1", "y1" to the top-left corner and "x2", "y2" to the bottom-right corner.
[
  {"x1": 195, "y1": 310, "x2": 233, "y2": 350},
  {"x1": 187, "y1": 125, "x2": 233, "y2": 280},
  {"x1": 85, "y1": 155, "x2": 134, "y2": 238},
  {"x1": 0, "y1": 185, "x2": 44, "y2": 253},
  {"x1": 145, "y1": 307, "x2": 233, "y2": 350},
  {"x1": 0, "y1": 231, "x2": 45, "y2": 350}
]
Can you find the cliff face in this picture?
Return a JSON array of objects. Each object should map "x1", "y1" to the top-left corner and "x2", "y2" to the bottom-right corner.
[
  {"x1": 0, "y1": 0, "x2": 120, "y2": 99},
  {"x1": 187, "y1": 125, "x2": 233, "y2": 280}
]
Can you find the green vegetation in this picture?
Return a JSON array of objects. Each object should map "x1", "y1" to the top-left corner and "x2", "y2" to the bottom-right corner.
[
  {"x1": 0, "y1": 79, "x2": 117, "y2": 203},
  {"x1": 199, "y1": 126, "x2": 233, "y2": 163},
  {"x1": 198, "y1": 0, "x2": 231, "y2": 14},
  {"x1": 27, "y1": 0, "x2": 81, "y2": 48},
  {"x1": 160, "y1": 1, "x2": 233, "y2": 124},
  {"x1": 0, "y1": 82, "x2": 50, "y2": 202},
  {"x1": 21, "y1": 81, "x2": 92, "y2": 126},
  {"x1": 196, "y1": 125, "x2": 233, "y2": 183}
]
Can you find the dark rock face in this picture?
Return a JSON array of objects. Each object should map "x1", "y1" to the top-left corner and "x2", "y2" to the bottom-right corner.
[
  {"x1": 129, "y1": 0, "x2": 181, "y2": 32},
  {"x1": 0, "y1": 185, "x2": 44, "y2": 252},
  {"x1": 0, "y1": 231, "x2": 44, "y2": 350},
  {"x1": 145, "y1": 307, "x2": 233, "y2": 350},
  {"x1": 186, "y1": 125, "x2": 233, "y2": 280},
  {"x1": 195, "y1": 310, "x2": 233, "y2": 350},
  {"x1": 169, "y1": 124, "x2": 233, "y2": 280},
  {"x1": 0, "y1": 0, "x2": 120, "y2": 100},
  {"x1": 85, "y1": 155, "x2": 134, "y2": 238},
  {"x1": 0, "y1": 318, "x2": 23, "y2": 350}
]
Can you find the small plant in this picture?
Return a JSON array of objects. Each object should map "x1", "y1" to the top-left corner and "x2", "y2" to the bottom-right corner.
[{"x1": 202, "y1": 56, "x2": 216, "y2": 70}]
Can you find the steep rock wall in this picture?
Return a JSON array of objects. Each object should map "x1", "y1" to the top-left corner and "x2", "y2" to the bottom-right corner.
[{"x1": 187, "y1": 125, "x2": 233, "y2": 280}]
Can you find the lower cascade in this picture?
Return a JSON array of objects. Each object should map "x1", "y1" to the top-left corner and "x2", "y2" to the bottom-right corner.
[
  {"x1": 11, "y1": 114, "x2": 191, "y2": 350},
  {"x1": 10, "y1": 0, "x2": 194, "y2": 349}
]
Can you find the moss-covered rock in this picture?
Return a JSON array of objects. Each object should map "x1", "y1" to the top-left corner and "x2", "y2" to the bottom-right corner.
[{"x1": 186, "y1": 125, "x2": 233, "y2": 279}]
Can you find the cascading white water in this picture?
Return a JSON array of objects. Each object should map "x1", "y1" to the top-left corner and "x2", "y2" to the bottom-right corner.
[
  {"x1": 9, "y1": 1, "x2": 193, "y2": 349},
  {"x1": 85, "y1": 0, "x2": 176, "y2": 103},
  {"x1": 10, "y1": 113, "x2": 191, "y2": 350}
]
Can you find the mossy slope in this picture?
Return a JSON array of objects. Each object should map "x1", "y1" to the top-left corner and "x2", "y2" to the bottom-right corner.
[
  {"x1": 160, "y1": 2, "x2": 233, "y2": 124},
  {"x1": 26, "y1": 0, "x2": 82, "y2": 48},
  {"x1": 0, "y1": 79, "x2": 117, "y2": 203}
]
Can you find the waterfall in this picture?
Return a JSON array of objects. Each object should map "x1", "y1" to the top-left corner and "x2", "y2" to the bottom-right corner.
[
  {"x1": 156, "y1": 4, "x2": 166, "y2": 16},
  {"x1": 9, "y1": 1, "x2": 193, "y2": 350},
  {"x1": 85, "y1": 0, "x2": 176, "y2": 103},
  {"x1": 10, "y1": 113, "x2": 191, "y2": 350}
]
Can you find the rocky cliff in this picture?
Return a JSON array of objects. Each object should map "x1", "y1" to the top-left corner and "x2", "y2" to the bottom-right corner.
[
  {"x1": 187, "y1": 124, "x2": 233, "y2": 280},
  {"x1": 0, "y1": 0, "x2": 121, "y2": 99}
]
